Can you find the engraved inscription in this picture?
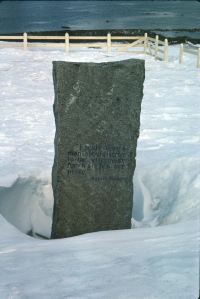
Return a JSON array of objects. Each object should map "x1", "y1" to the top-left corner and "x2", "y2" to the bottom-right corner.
[{"x1": 66, "y1": 144, "x2": 130, "y2": 181}]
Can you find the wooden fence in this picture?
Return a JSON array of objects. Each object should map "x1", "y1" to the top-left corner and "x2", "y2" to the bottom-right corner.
[
  {"x1": 0, "y1": 32, "x2": 170, "y2": 62},
  {"x1": 146, "y1": 34, "x2": 169, "y2": 62},
  {"x1": 179, "y1": 43, "x2": 200, "y2": 68},
  {"x1": 1, "y1": 32, "x2": 199, "y2": 68}
]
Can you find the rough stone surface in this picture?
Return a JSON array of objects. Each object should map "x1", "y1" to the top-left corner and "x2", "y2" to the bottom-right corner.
[{"x1": 51, "y1": 59, "x2": 145, "y2": 239}]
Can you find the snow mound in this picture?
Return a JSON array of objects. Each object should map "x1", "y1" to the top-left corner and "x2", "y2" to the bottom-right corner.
[
  {"x1": 0, "y1": 177, "x2": 53, "y2": 238},
  {"x1": 133, "y1": 157, "x2": 200, "y2": 227},
  {"x1": 0, "y1": 213, "x2": 199, "y2": 299}
]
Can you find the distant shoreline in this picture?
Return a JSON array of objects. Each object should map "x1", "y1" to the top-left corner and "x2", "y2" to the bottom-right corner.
[{"x1": 1, "y1": 29, "x2": 200, "y2": 44}]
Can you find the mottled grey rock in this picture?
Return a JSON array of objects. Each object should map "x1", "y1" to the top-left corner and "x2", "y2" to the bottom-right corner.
[{"x1": 51, "y1": 59, "x2": 145, "y2": 239}]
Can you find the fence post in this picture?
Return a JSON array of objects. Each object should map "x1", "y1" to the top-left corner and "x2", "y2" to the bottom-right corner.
[
  {"x1": 164, "y1": 39, "x2": 168, "y2": 62},
  {"x1": 23, "y1": 32, "x2": 28, "y2": 50},
  {"x1": 65, "y1": 33, "x2": 70, "y2": 52},
  {"x1": 155, "y1": 35, "x2": 159, "y2": 59},
  {"x1": 144, "y1": 32, "x2": 148, "y2": 54},
  {"x1": 197, "y1": 48, "x2": 200, "y2": 68},
  {"x1": 179, "y1": 44, "x2": 184, "y2": 64},
  {"x1": 107, "y1": 33, "x2": 112, "y2": 52}
]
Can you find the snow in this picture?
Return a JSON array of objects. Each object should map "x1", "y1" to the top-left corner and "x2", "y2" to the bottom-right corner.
[
  {"x1": 0, "y1": 44, "x2": 199, "y2": 298},
  {"x1": 0, "y1": 215, "x2": 199, "y2": 299},
  {"x1": 0, "y1": 177, "x2": 53, "y2": 238}
]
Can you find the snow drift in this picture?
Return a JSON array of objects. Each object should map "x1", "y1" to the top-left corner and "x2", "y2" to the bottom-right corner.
[
  {"x1": 0, "y1": 213, "x2": 198, "y2": 299},
  {"x1": 0, "y1": 177, "x2": 53, "y2": 238},
  {"x1": 133, "y1": 156, "x2": 200, "y2": 227}
]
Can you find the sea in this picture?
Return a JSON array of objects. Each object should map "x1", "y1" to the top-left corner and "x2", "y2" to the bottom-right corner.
[{"x1": 0, "y1": 1, "x2": 200, "y2": 40}]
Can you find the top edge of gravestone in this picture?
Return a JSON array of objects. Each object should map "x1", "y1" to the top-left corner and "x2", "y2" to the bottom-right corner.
[{"x1": 53, "y1": 58, "x2": 144, "y2": 68}]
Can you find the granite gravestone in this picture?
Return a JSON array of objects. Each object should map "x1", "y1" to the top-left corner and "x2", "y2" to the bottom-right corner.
[{"x1": 51, "y1": 59, "x2": 145, "y2": 239}]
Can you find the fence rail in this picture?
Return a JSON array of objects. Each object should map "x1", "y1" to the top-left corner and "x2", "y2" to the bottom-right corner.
[
  {"x1": 1, "y1": 32, "x2": 199, "y2": 68},
  {"x1": 179, "y1": 43, "x2": 200, "y2": 68},
  {"x1": 0, "y1": 32, "x2": 170, "y2": 62}
]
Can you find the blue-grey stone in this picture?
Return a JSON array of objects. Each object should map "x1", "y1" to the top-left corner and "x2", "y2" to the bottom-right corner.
[{"x1": 51, "y1": 59, "x2": 145, "y2": 238}]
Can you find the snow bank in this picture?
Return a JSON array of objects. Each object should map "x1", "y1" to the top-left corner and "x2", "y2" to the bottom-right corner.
[
  {"x1": 0, "y1": 214, "x2": 199, "y2": 299},
  {"x1": 0, "y1": 45, "x2": 199, "y2": 236},
  {"x1": 0, "y1": 176, "x2": 53, "y2": 238},
  {"x1": 133, "y1": 157, "x2": 200, "y2": 227}
]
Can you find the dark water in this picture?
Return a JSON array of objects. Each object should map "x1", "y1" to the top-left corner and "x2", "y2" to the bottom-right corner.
[{"x1": 0, "y1": 1, "x2": 200, "y2": 39}]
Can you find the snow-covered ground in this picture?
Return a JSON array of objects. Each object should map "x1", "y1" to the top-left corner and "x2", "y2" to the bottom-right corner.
[
  {"x1": 0, "y1": 215, "x2": 198, "y2": 299},
  {"x1": 0, "y1": 44, "x2": 199, "y2": 298}
]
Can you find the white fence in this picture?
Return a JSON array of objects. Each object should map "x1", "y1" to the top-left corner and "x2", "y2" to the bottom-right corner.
[
  {"x1": 147, "y1": 34, "x2": 169, "y2": 62},
  {"x1": 0, "y1": 32, "x2": 169, "y2": 62},
  {"x1": 1, "y1": 32, "x2": 200, "y2": 68},
  {"x1": 179, "y1": 43, "x2": 200, "y2": 68}
]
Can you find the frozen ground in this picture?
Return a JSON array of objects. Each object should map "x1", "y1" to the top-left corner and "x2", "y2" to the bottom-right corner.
[{"x1": 0, "y1": 44, "x2": 199, "y2": 298}]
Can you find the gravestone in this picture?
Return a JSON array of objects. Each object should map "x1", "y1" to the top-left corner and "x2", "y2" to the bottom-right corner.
[{"x1": 51, "y1": 59, "x2": 145, "y2": 239}]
